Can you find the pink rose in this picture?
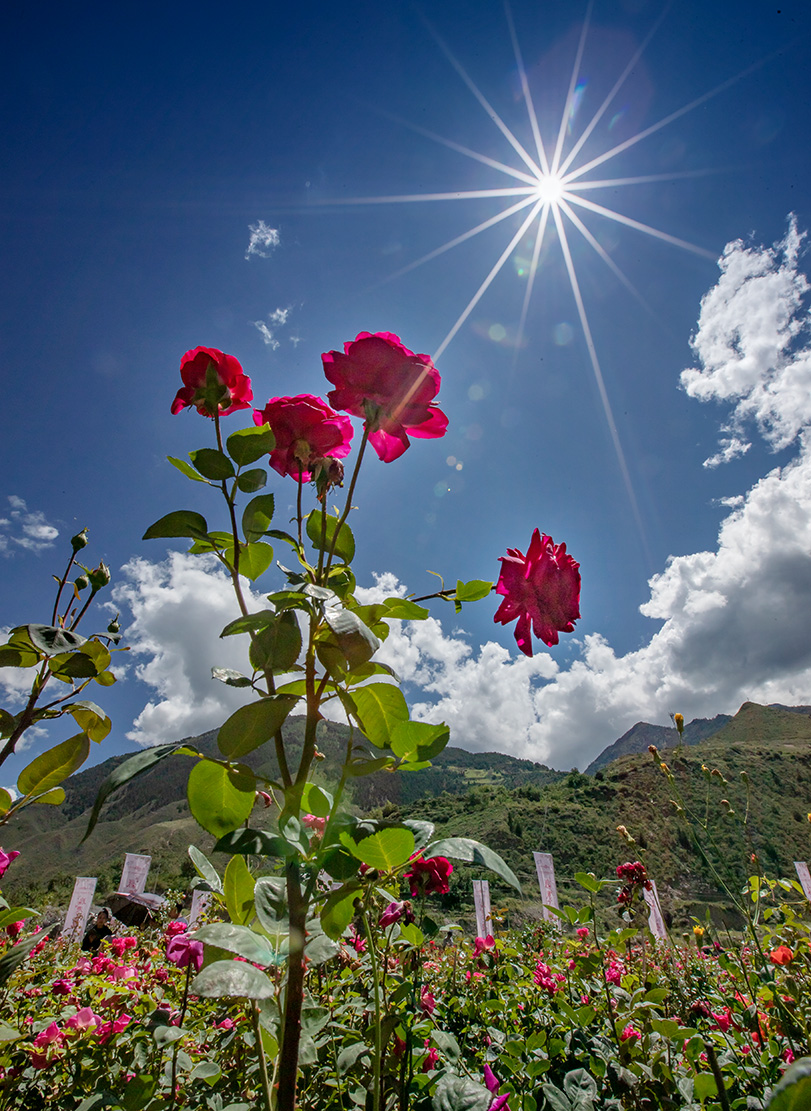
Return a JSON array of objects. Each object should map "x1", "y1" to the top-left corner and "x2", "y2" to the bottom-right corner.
[
  {"x1": 166, "y1": 934, "x2": 204, "y2": 972},
  {"x1": 494, "y1": 530, "x2": 580, "y2": 656},
  {"x1": 165, "y1": 920, "x2": 188, "y2": 938},
  {"x1": 65, "y1": 1008, "x2": 101, "y2": 1033},
  {"x1": 171, "y1": 347, "x2": 253, "y2": 418},
  {"x1": 0, "y1": 849, "x2": 19, "y2": 878},
  {"x1": 420, "y1": 987, "x2": 436, "y2": 1016},
  {"x1": 253, "y1": 394, "x2": 353, "y2": 481},
  {"x1": 323, "y1": 332, "x2": 448, "y2": 462},
  {"x1": 302, "y1": 813, "x2": 327, "y2": 836},
  {"x1": 403, "y1": 854, "x2": 453, "y2": 897},
  {"x1": 51, "y1": 979, "x2": 73, "y2": 996}
]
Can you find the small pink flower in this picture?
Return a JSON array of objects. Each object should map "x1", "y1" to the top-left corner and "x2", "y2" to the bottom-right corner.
[
  {"x1": 576, "y1": 927, "x2": 590, "y2": 939},
  {"x1": 253, "y1": 395, "x2": 353, "y2": 482},
  {"x1": 0, "y1": 849, "x2": 20, "y2": 878},
  {"x1": 166, "y1": 920, "x2": 188, "y2": 938},
  {"x1": 65, "y1": 1008, "x2": 101, "y2": 1033},
  {"x1": 620, "y1": 1025, "x2": 641, "y2": 1042},
  {"x1": 166, "y1": 934, "x2": 204, "y2": 972},
  {"x1": 473, "y1": 935, "x2": 496, "y2": 960},
  {"x1": 422, "y1": 1041, "x2": 439, "y2": 1072},
  {"x1": 420, "y1": 987, "x2": 436, "y2": 1016},
  {"x1": 484, "y1": 1065, "x2": 500, "y2": 1095},
  {"x1": 302, "y1": 814, "x2": 327, "y2": 836},
  {"x1": 171, "y1": 347, "x2": 252, "y2": 418},
  {"x1": 51, "y1": 979, "x2": 73, "y2": 996},
  {"x1": 216, "y1": 1018, "x2": 235, "y2": 1031},
  {"x1": 33, "y1": 1022, "x2": 63, "y2": 1048},
  {"x1": 784, "y1": 1048, "x2": 796, "y2": 1064}
]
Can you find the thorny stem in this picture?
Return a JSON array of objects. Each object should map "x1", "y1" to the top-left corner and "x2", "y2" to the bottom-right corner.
[
  {"x1": 323, "y1": 424, "x2": 370, "y2": 577},
  {"x1": 251, "y1": 1000, "x2": 273, "y2": 1111}
]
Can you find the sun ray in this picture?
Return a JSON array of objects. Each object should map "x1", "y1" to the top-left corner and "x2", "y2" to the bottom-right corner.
[
  {"x1": 325, "y1": 187, "x2": 537, "y2": 206},
  {"x1": 512, "y1": 204, "x2": 551, "y2": 366},
  {"x1": 564, "y1": 192, "x2": 716, "y2": 258},
  {"x1": 423, "y1": 17, "x2": 543, "y2": 180},
  {"x1": 552, "y1": 205, "x2": 651, "y2": 561},
  {"x1": 557, "y1": 1, "x2": 672, "y2": 177},
  {"x1": 565, "y1": 54, "x2": 774, "y2": 185},
  {"x1": 433, "y1": 200, "x2": 544, "y2": 362},
  {"x1": 378, "y1": 195, "x2": 540, "y2": 285},
  {"x1": 570, "y1": 168, "x2": 724, "y2": 190},
  {"x1": 551, "y1": 0, "x2": 593, "y2": 175},
  {"x1": 503, "y1": 0, "x2": 550, "y2": 175},
  {"x1": 558, "y1": 198, "x2": 659, "y2": 321}
]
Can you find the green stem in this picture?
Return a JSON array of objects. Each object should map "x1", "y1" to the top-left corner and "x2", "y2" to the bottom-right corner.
[
  {"x1": 362, "y1": 905, "x2": 383, "y2": 1111},
  {"x1": 323, "y1": 424, "x2": 370, "y2": 577},
  {"x1": 168, "y1": 960, "x2": 194, "y2": 1111},
  {"x1": 51, "y1": 548, "x2": 79, "y2": 627}
]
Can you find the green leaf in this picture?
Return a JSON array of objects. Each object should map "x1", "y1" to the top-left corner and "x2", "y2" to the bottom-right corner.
[
  {"x1": 0, "y1": 646, "x2": 38, "y2": 669},
  {"x1": 26, "y1": 625, "x2": 86, "y2": 654},
  {"x1": 168, "y1": 456, "x2": 207, "y2": 483},
  {"x1": 390, "y1": 720, "x2": 449, "y2": 762},
  {"x1": 692, "y1": 1073, "x2": 718, "y2": 1102},
  {"x1": 242, "y1": 494, "x2": 276, "y2": 543},
  {"x1": 48, "y1": 651, "x2": 98, "y2": 680},
  {"x1": 301, "y1": 782, "x2": 333, "y2": 818},
  {"x1": 767, "y1": 1057, "x2": 811, "y2": 1110},
  {"x1": 248, "y1": 611, "x2": 302, "y2": 674},
  {"x1": 187, "y1": 760, "x2": 256, "y2": 838},
  {"x1": 82, "y1": 742, "x2": 184, "y2": 843},
  {"x1": 399, "y1": 922, "x2": 424, "y2": 948},
  {"x1": 212, "y1": 667, "x2": 252, "y2": 688},
  {"x1": 213, "y1": 829, "x2": 292, "y2": 858},
  {"x1": 574, "y1": 872, "x2": 610, "y2": 894},
  {"x1": 253, "y1": 876, "x2": 288, "y2": 929},
  {"x1": 189, "y1": 448, "x2": 235, "y2": 480},
  {"x1": 191, "y1": 959, "x2": 274, "y2": 999},
  {"x1": 431, "y1": 1030, "x2": 461, "y2": 1061},
  {"x1": 433, "y1": 1072, "x2": 492, "y2": 1111},
  {"x1": 426, "y1": 837, "x2": 522, "y2": 892},
  {"x1": 233, "y1": 541, "x2": 274, "y2": 581},
  {"x1": 221, "y1": 611, "x2": 278, "y2": 638},
  {"x1": 143, "y1": 510, "x2": 209, "y2": 541},
  {"x1": 306, "y1": 511, "x2": 355, "y2": 563},
  {"x1": 320, "y1": 883, "x2": 361, "y2": 940},
  {"x1": 121, "y1": 1074, "x2": 159, "y2": 1110},
  {"x1": 217, "y1": 696, "x2": 298, "y2": 759},
  {"x1": 0, "y1": 789, "x2": 11, "y2": 816},
  {"x1": 224, "y1": 854, "x2": 255, "y2": 925},
  {"x1": 341, "y1": 827, "x2": 415, "y2": 871},
  {"x1": 226, "y1": 424, "x2": 275, "y2": 466},
  {"x1": 0, "y1": 932, "x2": 45, "y2": 987},
  {"x1": 67, "y1": 700, "x2": 111, "y2": 741},
  {"x1": 324, "y1": 606, "x2": 380, "y2": 668},
  {"x1": 188, "y1": 846, "x2": 223, "y2": 893},
  {"x1": 350, "y1": 683, "x2": 409, "y2": 748},
  {"x1": 0, "y1": 907, "x2": 38, "y2": 930},
  {"x1": 347, "y1": 756, "x2": 395, "y2": 777},
  {"x1": 189, "y1": 1061, "x2": 221, "y2": 1086},
  {"x1": 455, "y1": 579, "x2": 493, "y2": 603},
  {"x1": 0, "y1": 1022, "x2": 21, "y2": 1043},
  {"x1": 383, "y1": 598, "x2": 429, "y2": 620},
  {"x1": 31, "y1": 787, "x2": 65, "y2": 806},
  {"x1": 236, "y1": 468, "x2": 268, "y2": 493},
  {"x1": 17, "y1": 732, "x2": 89, "y2": 798}
]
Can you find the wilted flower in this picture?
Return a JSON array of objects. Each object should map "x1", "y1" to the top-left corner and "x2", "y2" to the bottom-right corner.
[
  {"x1": 253, "y1": 394, "x2": 353, "y2": 481},
  {"x1": 171, "y1": 346, "x2": 253, "y2": 418},
  {"x1": 493, "y1": 530, "x2": 580, "y2": 656},
  {"x1": 403, "y1": 854, "x2": 453, "y2": 897},
  {"x1": 322, "y1": 332, "x2": 448, "y2": 462}
]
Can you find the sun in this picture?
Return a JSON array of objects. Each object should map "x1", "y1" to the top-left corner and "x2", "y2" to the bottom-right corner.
[{"x1": 533, "y1": 173, "x2": 566, "y2": 206}]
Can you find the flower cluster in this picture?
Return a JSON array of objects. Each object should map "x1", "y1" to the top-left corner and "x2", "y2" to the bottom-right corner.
[
  {"x1": 533, "y1": 956, "x2": 565, "y2": 994},
  {"x1": 616, "y1": 861, "x2": 652, "y2": 906}
]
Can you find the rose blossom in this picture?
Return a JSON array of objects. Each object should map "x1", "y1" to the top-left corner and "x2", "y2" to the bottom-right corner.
[
  {"x1": 253, "y1": 394, "x2": 353, "y2": 481},
  {"x1": 65, "y1": 1008, "x2": 101, "y2": 1033},
  {"x1": 166, "y1": 934, "x2": 204, "y2": 972},
  {"x1": 770, "y1": 945, "x2": 794, "y2": 965},
  {"x1": 171, "y1": 346, "x2": 253, "y2": 418},
  {"x1": 322, "y1": 332, "x2": 448, "y2": 462},
  {"x1": 493, "y1": 529, "x2": 580, "y2": 656},
  {"x1": 0, "y1": 849, "x2": 19, "y2": 878},
  {"x1": 403, "y1": 854, "x2": 453, "y2": 897}
]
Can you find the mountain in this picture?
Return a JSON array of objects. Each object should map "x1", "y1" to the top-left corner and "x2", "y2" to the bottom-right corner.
[
  {"x1": 5, "y1": 703, "x2": 811, "y2": 934},
  {"x1": 584, "y1": 715, "x2": 732, "y2": 775}
]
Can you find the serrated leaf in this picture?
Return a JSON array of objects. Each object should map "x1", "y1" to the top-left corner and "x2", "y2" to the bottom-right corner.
[
  {"x1": 0, "y1": 932, "x2": 44, "y2": 987},
  {"x1": 455, "y1": 579, "x2": 493, "y2": 603},
  {"x1": 233, "y1": 541, "x2": 274, "y2": 581},
  {"x1": 242, "y1": 494, "x2": 276, "y2": 543},
  {"x1": 226, "y1": 424, "x2": 276, "y2": 466},
  {"x1": 350, "y1": 683, "x2": 409, "y2": 749},
  {"x1": 236, "y1": 468, "x2": 267, "y2": 493},
  {"x1": 390, "y1": 720, "x2": 449, "y2": 762},
  {"x1": 433, "y1": 1072, "x2": 492, "y2": 1111},
  {"x1": 426, "y1": 837, "x2": 521, "y2": 892},
  {"x1": 188, "y1": 448, "x2": 235, "y2": 480},
  {"x1": 17, "y1": 732, "x2": 89, "y2": 798},
  {"x1": 187, "y1": 760, "x2": 256, "y2": 838},
  {"x1": 320, "y1": 883, "x2": 361, "y2": 940},
  {"x1": 168, "y1": 455, "x2": 207, "y2": 482},
  {"x1": 341, "y1": 827, "x2": 415, "y2": 871},
  {"x1": 217, "y1": 696, "x2": 298, "y2": 759},
  {"x1": 143, "y1": 510, "x2": 209, "y2": 541},
  {"x1": 26, "y1": 625, "x2": 86, "y2": 654}
]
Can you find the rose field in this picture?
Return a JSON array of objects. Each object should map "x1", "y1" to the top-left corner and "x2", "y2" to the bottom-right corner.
[{"x1": 1, "y1": 334, "x2": 810, "y2": 1111}]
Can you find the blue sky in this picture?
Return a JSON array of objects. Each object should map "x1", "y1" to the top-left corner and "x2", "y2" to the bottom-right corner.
[{"x1": 3, "y1": 0, "x2": 811, "y2": 781}]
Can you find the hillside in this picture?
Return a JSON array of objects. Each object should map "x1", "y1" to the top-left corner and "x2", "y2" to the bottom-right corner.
[
  {"x1": 584, "y1": 713, "x2": 732, "y2": 774},
  {"x1": 5, "y1": 703, "x2": 811, "y2": 933}
]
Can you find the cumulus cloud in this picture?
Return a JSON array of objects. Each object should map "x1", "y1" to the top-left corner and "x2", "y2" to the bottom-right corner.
[
  {"x1": 245, "y1": 220, "x2": 280, "y2": 260},
  {"x1": 113, "y1": 553, "x2": 265, "y2": 746},
  {"x1": 0, "y1": 496, "x2": 59, "y2": 555},
  {"x1": 252, "y1": 306, "x2": 293, "y2": 350}
]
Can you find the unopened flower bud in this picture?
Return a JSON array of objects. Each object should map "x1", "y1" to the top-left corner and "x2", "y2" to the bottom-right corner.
[
  {"x1": 71, "y1": 528, "x2": 89, "y2": 552},
  {"x1": 88, "y1": 562, "x2": 111, "y2": 590},
  {"x1": 693, "y1": 925, "x2": 705, "y2": 938},
  {"x1": 648, "y1": 744, "x2": 659, "y2": 758},
  {"x1": 107, "y1": 615, "x2": 120, "y2": 634},
  {"x1": 314, "y1": 748, "x2": 326, "y2": 761},
  {"x1": 74, "y1": 575, "x2": 89, "y2": 591},
  {"x1": 673, "y1": 712, "x2": 684, "y2": 734},
  {"x1": 720, "y1": 798, "x2": 734, "y2": 814},
  {"x1": 616, "y1": 825, "x2": 636, "y2": 846}
]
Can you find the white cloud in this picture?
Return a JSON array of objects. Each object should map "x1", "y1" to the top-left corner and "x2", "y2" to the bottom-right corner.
[
  {"x1": 113, "y1": 553, "x2": 265, "y2": 746},
  {"x1": 245, "y1": 220, "x2": 280, "y2": 260},
  {"x1": 252, "y1": 306, "x2": 293, "y2": 350},
  {"x1": 0, "y1": 497, "x2": 59, "y2": 555}
]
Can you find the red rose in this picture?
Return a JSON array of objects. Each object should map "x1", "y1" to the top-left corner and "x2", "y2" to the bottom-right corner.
[
  {"x1": 493, "y1": 529, "x2": 580, "y2": 656},
  {"x1": 404, "y1": 854, "x2": 453, "y2": 896},
  {"x1": 322, "y1": 332, "x2": 448, "y2": 462},
  {"x1": 171, "y1": 347, "x2": 253, "y2": 418},
  {"x1": 253, "y1": 394, "x2": 353, "y2": 481}
]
